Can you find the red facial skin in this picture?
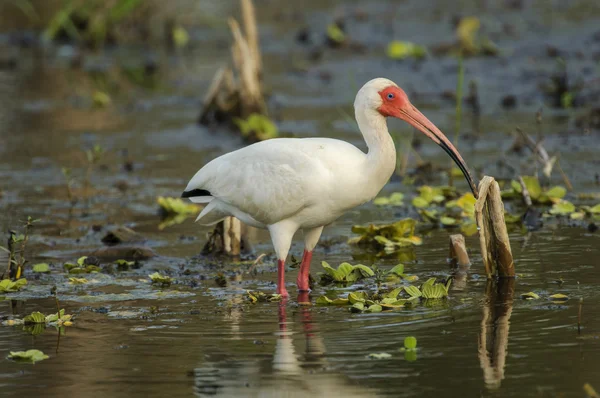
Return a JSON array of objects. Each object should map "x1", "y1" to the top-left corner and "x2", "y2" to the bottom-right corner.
[{"x1": 377, "y1": 86, "x2": 409, "y2": 117}]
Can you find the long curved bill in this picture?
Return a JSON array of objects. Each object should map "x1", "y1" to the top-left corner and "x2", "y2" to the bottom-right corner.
[{"x1": 400, "y1": 105, "x2": 479, "y2": 198}]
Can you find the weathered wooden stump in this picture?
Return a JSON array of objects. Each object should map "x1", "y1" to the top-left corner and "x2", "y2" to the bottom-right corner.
[{"x1": 475, "y1": 176, "x2": 514, "y2": 278}]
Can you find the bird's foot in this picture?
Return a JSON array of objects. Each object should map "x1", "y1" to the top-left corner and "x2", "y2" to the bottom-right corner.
[{"x1": 276, "y1": 286, "x2": 289, "y2": 298}]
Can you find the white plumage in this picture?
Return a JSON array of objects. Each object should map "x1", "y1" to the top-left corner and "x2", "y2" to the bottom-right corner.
[{"x1": 183, "y1": 77, "x2": 476, "y2": 297}]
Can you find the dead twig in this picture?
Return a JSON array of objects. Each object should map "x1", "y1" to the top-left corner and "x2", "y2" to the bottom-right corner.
[
  {"x1": 515, "y1": 128, "x2": 556, "y2": 178},
  {"x1": 246, "y1": 253, "x2": 266, "y2": 274},
  {"x1": 518, "y1": 176, "x2": 532, "y2": 207}
]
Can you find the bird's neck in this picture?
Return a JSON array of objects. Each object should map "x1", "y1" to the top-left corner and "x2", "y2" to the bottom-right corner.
[{"x1": 356, "y1": 107, "x2": 397, "y2": 187}]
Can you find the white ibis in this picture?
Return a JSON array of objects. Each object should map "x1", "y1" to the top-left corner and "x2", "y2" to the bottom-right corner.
[{"x1": 183, "y1": 78, "x2": 478, "y2": 297}]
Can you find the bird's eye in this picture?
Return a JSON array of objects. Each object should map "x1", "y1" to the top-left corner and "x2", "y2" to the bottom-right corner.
[{"x1": 387, "y1": 93, "x2": 394, "y2": 100}]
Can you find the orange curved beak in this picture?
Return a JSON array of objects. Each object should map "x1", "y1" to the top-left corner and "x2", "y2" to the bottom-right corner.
[{"x1": 397, "y1": 105, "x2": 479, "y2": 198}]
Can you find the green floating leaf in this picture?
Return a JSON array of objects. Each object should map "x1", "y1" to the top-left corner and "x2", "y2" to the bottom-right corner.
[
  {"x1": 0, "y1": 278, "x2": 27, "y2": 293},
  {"x1": 570, "y1": 212, "x2": 585, "y2": 220},
  {"x1": 69, "y1": 277, "x2": 88, "y2": 284},
  {"x1": 440, "y1": 216, "x2": 457, "y2": 226},
  {"x1": 383, "y1": 287, "x2": 403, "y2": 300},
  {"x1": 331, "y1": 298, "x2": 349, "y2": 305},
  {"x1": 319, "y1": 261, "x2": 375, "y2": 284},
  {"x1": 32, "y1": 263, "x2": 50, "y2": 273},
  {"x1": 23, "y1": 312, "x2": 45, "y2": 324},
  {"x1": 316, "y1": 296, "x2": 332, "y2": 305},
  {"x1": 351, "y1": 302, "x2": 365, "y2": 313},
  {"x1": 326, "y1": 23, "x2": 345, "y2": 44},
  {"x1": 172, "y1": 25, "x2": 189, "y2": 48},
  {"x1": 92, "y1": 91, "x2": 111, "y2": 108},
  {"x1": 348, "y1": 291, "x2": 368, "y2": 304},
  {"x1": 549, "y1": 293, "x2": 569, "y2": 300},
  {"x1": 404, "y1": 336, "x2": 417, "y2": 350},
  {"x1": 149, "y1": 272, "x2": 172, "y2": 286},
  {"x1": 388, "y1": 264, "x2": 405, "y2": 276},
  {"x1": 157, "y1": 197, "x2": 199, "y2": 216},
  {"x1": 8, "y1": 349, "x2": 49, "y2": 364},
  {"x1": 404, "y1": 285, "x2": 422, "y2": 298},
  {"x1": 367, "y1": 304, "x2": 383, "y2": 313},
  {"x1": 549, "y1": 200, "x2": 576, "y2": 215},
  {"x1": 386, "y1": 40, "x2": 427, "y2": 60},
  {"x1": 588, "y1": 204, "x2": 600, "y2": 214},
  {"x1": 233, "y1": 113, "x2": 278, "y2": 141},
  {"x1": 520, "y1": 176, "x2": 542, "y2": 200},
  {"x1": 374, "y1": 192, "x2": 404, "y2": 206},
  {"x1": 367, "y1": 352, "x2": 392, "y2": 359},
  {"x1": 521, "y1": 292, "x2": 540, "y2": 300},
  {"x1": 412, "y1": 196, "x2": 430, "y2": 208},
  {"x1": 246, "y1": 291, "x2": 281, "y2": 303},
  {"x1": 545, "y1": 186, "x2": 567, "y2": 200}
]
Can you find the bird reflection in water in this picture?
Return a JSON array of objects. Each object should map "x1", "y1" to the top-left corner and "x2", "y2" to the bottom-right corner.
[{"x1": 193, "y1": 293, "x2": 378, "y2": 397}]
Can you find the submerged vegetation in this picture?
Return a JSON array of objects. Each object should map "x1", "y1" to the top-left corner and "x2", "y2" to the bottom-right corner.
[{"x1": 317, "y1": 277, "x2": 452, "y2": 313}]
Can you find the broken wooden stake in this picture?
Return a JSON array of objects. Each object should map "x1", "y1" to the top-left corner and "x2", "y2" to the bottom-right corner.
[
  {"x1": 475, "y1": 176, "x2": 515, "y2": 278},
  {"x1": 198, "y1": 0, "x2": 266, "y2": 126},
  {"x1": 449, "y1": 234, "x2": 470, "y2": 267}
]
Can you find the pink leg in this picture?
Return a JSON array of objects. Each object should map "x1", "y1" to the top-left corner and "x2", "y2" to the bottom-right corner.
[
  {"x1": 276, "y1": 259, "x2": 289, "y2": 297},
  {"x1": 296, "y1": 249, "x2": 313, "y2": 292}
]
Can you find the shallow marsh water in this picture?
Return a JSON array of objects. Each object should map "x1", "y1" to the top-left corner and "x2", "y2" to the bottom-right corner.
[{"x1": 1, "y1": 0, "x2": 600, "y2": 397}]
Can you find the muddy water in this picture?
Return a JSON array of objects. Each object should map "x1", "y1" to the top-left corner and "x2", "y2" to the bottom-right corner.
[{"x1": 1, "y1": 0, "x2": 600, "y2": 397}]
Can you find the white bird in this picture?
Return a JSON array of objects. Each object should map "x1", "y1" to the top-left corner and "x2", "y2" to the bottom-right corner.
[{"x1": 183, "y1": 78, "x2": 477, "y2": 297}]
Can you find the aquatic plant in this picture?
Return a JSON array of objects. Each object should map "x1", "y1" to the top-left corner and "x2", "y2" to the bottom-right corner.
[
  {"x1": 233, "y1": 113, "x2": 278, "y2": 141},
  {"x1": 7, "y1": 349, "x2": 49, "y2": 364},
  {"x1": 373, "y1": 192, "x2": 404, "y2": 206},
  {"x1": 246, "y1": 291, "x2": 282, "y2": 303},
  {"x1": 386, "y1": 41, "x2": 426, "y2": 60},
  {"x1": 0, "y1": 278, "x2": 27, "y2": 293},
  {"x1": 149, "y1": 272, "x2": 172, "y2": 286},
  {"x1": 317, "y1": 277, "x2": 451, "y2": 312},
  {"x1": 157, "y1": 196, "x2": 201, "y2": 229},
  {"x1": 1, "y1": 216, "x2": 39, "y2": 280},
  {"x1": 44, "y1": 0, "x2": 146, "y2": 48},
  {"x1": 32, "y1": 263, "x2": 50, "y2": 273},
  {"x1": 349, "y1": 218, "x2": 422, "y2": 253},
  {"x1": 501, "y1": 175, "x2": 566, "y2": 204},
  {"x1": 64, "y1": 256, "x2": 101, "y2": 274},
  {"x1": 319, "y1": 261, "x2": 374, "y2": 284}
]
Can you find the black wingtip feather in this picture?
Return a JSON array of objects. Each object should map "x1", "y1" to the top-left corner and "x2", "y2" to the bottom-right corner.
[{"x1": 181, "y1": 189, "x2": 212, "y2": 198}]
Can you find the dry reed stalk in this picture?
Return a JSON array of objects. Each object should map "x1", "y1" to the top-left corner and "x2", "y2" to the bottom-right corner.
[{"x1": 475, "y1": 176, "x2": 514, "y2": 278}]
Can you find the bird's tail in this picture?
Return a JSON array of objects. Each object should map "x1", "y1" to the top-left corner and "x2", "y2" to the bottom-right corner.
[{"x1": 194, "y1": 200, "x2": 229, "y2": 226}]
